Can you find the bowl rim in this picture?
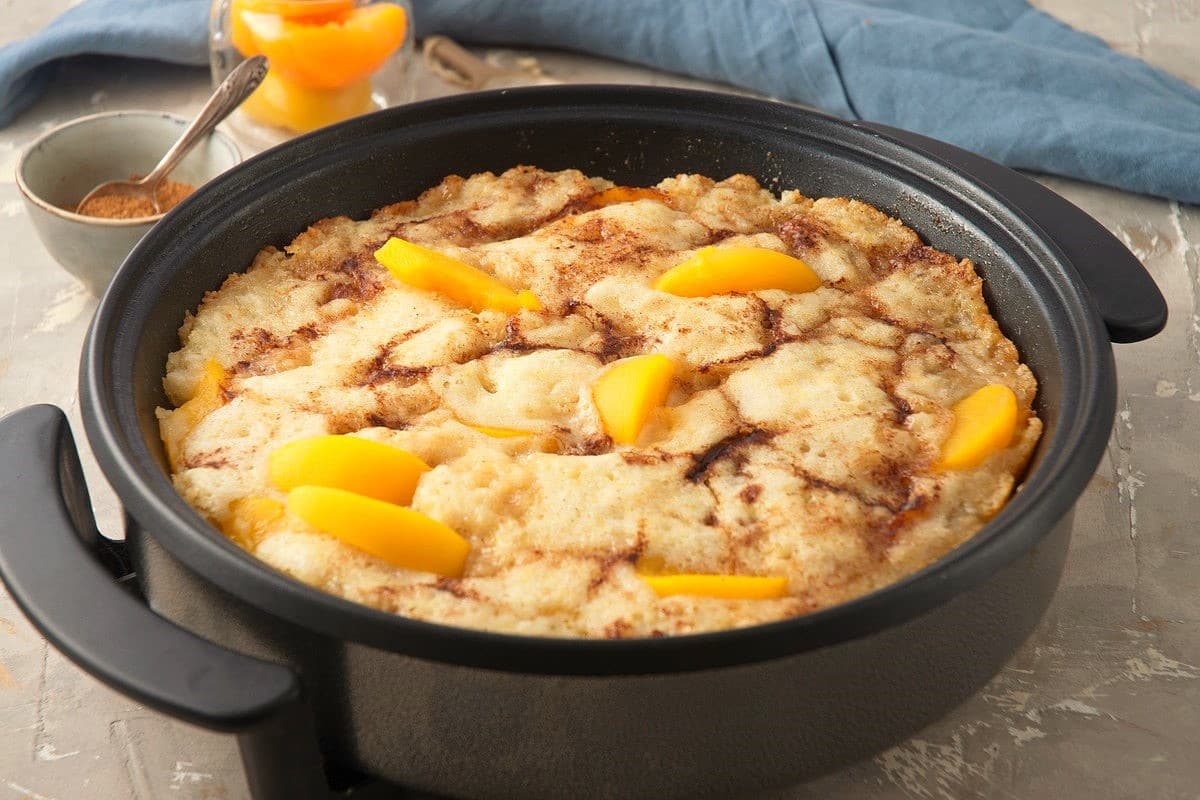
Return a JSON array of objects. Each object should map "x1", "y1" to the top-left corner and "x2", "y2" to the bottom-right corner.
[
  {"x1": 81, "y1": 85, "x2": 1116, "y2": 676},
  {"x1": 15, "y1": 109, "x2": 243, "y2": 227}
]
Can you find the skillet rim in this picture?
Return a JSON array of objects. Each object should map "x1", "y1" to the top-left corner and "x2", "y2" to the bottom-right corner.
[{"x1": 80, "y1": 85, "x2": 1114, "y2": 675}]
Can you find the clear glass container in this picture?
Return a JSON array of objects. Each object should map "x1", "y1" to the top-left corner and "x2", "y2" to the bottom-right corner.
[{"x1": 210, "y1": 0, "x2": 416, "y2": 150}]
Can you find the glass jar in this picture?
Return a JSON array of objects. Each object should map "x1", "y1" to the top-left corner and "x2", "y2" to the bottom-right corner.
[{"x1": 210, "y1": 0, "x2": 416, "y2": 150}]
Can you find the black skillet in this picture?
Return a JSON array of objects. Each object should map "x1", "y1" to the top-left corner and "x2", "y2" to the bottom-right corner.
[{"x1": 0, "y1": 87, "x2": 1166, "y2": 799}]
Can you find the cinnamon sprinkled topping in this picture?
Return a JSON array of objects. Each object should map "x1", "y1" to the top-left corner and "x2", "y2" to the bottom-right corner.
[{"x1": 75, "y1": 178, "x2": 195, "y2": 219}]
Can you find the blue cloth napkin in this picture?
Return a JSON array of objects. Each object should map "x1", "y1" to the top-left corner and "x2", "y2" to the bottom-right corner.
[
  {"x1": 0, "y1": 1, "x2": 208, "y2": 124},
  {"x1": 2, "y1": 0, "x2": 1198, "y2": 204}
]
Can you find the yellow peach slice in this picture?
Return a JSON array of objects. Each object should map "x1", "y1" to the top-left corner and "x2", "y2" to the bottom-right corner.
[
  {"x1": 241, "y1": 70, "x2": 374, "y2": 133},
  {"x1": 268, "y1": 435, "x2": 429, "y2": 505},
  {"x1": 938, "y1": 384, "x2": 1019, "y2": 470},
  {"x1": 374, "y1": 237, "x2": 542, "y2": 314},
  {"x1": 224, "y1": 496, "x2": 286, "y2": 551},
  {"x1": 653, "y1": 246, "x2": 821, "y2": 297},
  {"x1": 244, "y1": 2, "x2": 408, "y2": 89},
  {"x1": 642, "y1": 573, "x2": 789, "y2": 600},
  {"x1": 593, "y1": 354, "x2": 675, "y2": 445},
  {"x1": 160, "y1": 359, "x2": 227, "y2": 471},
  {"x1": 468, "y1": 424, "x2": 534, "y2": 438},
  {"x1": 229, "y1": 0, "x2": 356, "y2": 57},
  {"x1": 287, "y1": 486, "x2": 469, "y2": 577}
]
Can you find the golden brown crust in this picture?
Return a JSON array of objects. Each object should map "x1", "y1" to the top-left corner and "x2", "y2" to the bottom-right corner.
[{"x1": 158, "y1": 167, "x2": 1040, "y2": 638}]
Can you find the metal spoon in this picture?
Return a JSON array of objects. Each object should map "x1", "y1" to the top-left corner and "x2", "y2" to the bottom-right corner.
[{"x1": 76, "y1": 56, "x2": 269, "y2": 216}]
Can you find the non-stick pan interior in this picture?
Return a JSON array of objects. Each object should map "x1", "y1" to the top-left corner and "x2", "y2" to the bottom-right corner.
[{"x1": 83, "y1": 87, "x2": 1107, "y2": 668}]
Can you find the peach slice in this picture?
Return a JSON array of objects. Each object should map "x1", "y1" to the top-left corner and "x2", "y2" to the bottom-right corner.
[
  {"x1": 268, "y1": 435, "x2": 429, "y2": 505},
  {"x1": 938, "y1": 384, "x2": 1019, "y2": 470},
  {"x1": 224, "y1": 496, "x2": 286, "y2": 550},
  {"x1": 593, "y1": 354, "x2": 674, "y2": 445},
  {"x1": 585, "y1": 186, "x2": 669, "y2": 209},
  {"x1": 653, "y1": 246, "x2": 821, "y2": 297},
  {"x1": 642, "y1": 573, "x2": 789, "y2": 600},
  {"x1": 240, "y1": 70, "x2": 374, "y2": 133},
  {"x1": 241, "y1": 3, "x2": 408, "y2": 89},
  {"x1": 374, "y1": 237, "x2": 542, "y2": 314},
  {"x1": 468, "y1": 425, "x2": 535, "y2": 438},
  {"x1": 287, "y1": 486, "x2": 469, "y2": 576},
  {"x1": 229, "y1": 0, "x2": 356, "y2": 57},
  {"x1": 160, "y1": 359, "x2": 227, "y2": 471}
]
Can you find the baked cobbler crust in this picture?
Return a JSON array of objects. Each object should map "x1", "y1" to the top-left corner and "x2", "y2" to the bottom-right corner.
[{"x1": 159, "y1": 166, "x2": 1040, "y2": 637}]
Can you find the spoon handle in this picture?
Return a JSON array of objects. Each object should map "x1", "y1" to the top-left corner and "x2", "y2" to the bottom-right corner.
[{"x1": 141, "y1": 55, "x2": 268, "y2": 188}]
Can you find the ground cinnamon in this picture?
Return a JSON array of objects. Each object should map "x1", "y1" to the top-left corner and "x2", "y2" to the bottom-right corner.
[{"x1": 74, "y1": 178, "x2": 196, "y2": 219}]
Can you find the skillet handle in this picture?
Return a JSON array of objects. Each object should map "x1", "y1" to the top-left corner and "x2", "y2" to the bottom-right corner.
[
  {"x1": 857, "y1": 121, "x2": 1167, "y2": 344},
  {"x1": 0, "y1": 405, "x2": 329, "y2": 800}
]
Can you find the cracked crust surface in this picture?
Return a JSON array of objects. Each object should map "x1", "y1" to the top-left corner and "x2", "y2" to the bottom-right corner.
[{"x1": 158, "y1": 166, "x2": 1040, "y2": 638}]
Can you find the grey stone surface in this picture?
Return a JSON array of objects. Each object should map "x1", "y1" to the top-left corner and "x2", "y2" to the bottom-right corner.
[{"x1": 1, "y1": 1, "x2": 1197, "y2": 797}]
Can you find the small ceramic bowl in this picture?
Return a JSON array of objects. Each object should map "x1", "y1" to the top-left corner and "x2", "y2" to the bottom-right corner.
[{"x1": 16, "y1": 110, "x2": 242, "y2": 296}]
